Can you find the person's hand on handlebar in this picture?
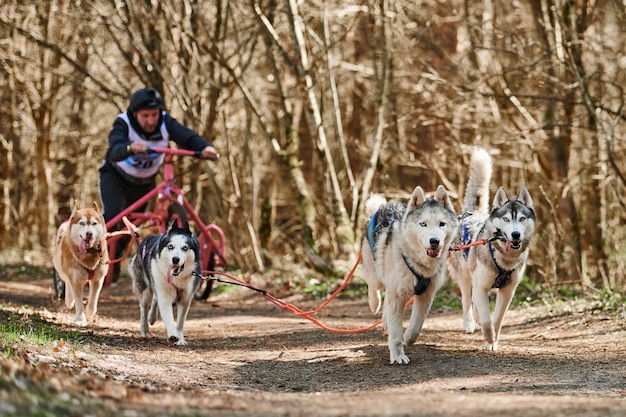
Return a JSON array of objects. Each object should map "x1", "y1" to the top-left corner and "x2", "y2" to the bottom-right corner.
[
  {"x1": 129, "y1": 143, "x2": 219, "y2": 159},
  {"x1": 201, "y1": 145, "x2": 219, "y2": 160},
  {"x1": 128, "y1": 142, "x2": 149, "y2": 153}
]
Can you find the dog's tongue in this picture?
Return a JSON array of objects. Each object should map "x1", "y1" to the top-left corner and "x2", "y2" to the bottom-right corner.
[
  {"x1": 79, "y1": 239, "x2": 88, "y2": 254},
  {"x1": 167, "y1": 265, "x2": 183, "y2": 284},
  {"x1": 505, "y1": 240, "x2": 513, "y2": 252},
  {"x1": 426, "y1": 248, "x2": 440, "y2": 258}
]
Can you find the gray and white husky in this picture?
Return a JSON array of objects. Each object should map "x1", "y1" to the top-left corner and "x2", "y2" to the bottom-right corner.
[
  {"x1": 128, "y1": 222, "x2": 201, "y2": 346},
  {"x1": 448, "y1": 148, "x2": 536, "y2": 351},
  {"x1": 361, "y1": 185, "x2": 458, "y2": 364}
]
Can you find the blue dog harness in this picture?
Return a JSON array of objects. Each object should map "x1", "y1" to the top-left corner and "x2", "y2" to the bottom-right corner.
[
  {"x1": 367, "y1": 210, "x2": 379, "y2": 256},
  {"x1": 460, "y1": 219, "x2": 473, "y2": 260},
  {"x1": 459, "y1": 212, "x2": 483, "y2": 260}
]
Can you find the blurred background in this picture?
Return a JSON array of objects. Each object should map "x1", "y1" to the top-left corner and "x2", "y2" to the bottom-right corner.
[{"x1": 1, "y1": 0, "x2": 625, "y2": 295}]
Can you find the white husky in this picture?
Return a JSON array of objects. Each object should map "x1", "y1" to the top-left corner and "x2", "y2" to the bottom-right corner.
[
  {"x1": 448, "y1": 148, "x2": 536, "y2": 351},
  {"x1": 361, "y1": 186, "x2": 458, "y2": 364}
]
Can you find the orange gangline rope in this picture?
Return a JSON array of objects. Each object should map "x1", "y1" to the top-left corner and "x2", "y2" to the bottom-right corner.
[
  {"x1": 447, "y1": 238, "x2": 490, "y2": 258},
  {"x1": 208, "y1": 237, "x2": 496, "y2": 333},
  {"x1": 208, "y1": 252, "x2": 384, "y2": 334}
]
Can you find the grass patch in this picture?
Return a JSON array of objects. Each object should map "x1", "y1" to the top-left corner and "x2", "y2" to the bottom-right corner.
[
  {"x1": 433, "y1": 280, "x2": 462, "y2": 311},
  {"x1": 587, "y1": 288, "x2": 626, "y2": 315},
  {"x1": 516, "y1": 279, "x2": 626, "y2": 314},
  {"x1": 0, "y1": 264, "x2": 53, "y2": 282},
  {"x1": 0, "y1": 307, "x2": 118, "y2": 416},
  {"x1": 213, "y1": 279, "x2": 242, "y2": 295},
  {"x1": 0, "y1": 309, "x2": 85, "y2": 355},
  {"x1": 301, "y1": 276, "x2": 368, "y2": 299}
]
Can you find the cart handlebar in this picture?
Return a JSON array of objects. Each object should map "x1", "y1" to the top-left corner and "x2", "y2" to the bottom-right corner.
[{"x1": 149, "y1": 146, "x2": 220, "y2": 160}]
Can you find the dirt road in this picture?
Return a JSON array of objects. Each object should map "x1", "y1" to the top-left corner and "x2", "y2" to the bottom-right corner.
[{"x1": 1, "y1": 268, "x2": 625, "y2": 416}]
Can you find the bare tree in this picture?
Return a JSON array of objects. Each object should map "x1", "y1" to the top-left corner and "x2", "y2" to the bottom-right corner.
[{"x1": 1, "y1": 0, "x2": 626, "y2": 291}]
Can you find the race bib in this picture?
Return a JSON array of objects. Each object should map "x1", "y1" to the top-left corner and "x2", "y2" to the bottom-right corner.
[{"x1": 125, "y1": 152, "x2": 161, "y2": 170}]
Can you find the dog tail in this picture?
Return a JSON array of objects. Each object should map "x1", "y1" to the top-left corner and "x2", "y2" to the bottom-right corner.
[
  {"x1": 363, "y1": 193, "x2": 385, "y2": 314},
  {"x1": 364, "y1": 194, "x2": 386, "y2": 218},
  {"x1": 462, "y1": 148, "x2": 492, "y2": 214},
  {"x1": 368, "y1": 287, "x2": 382, "y2": 315}
]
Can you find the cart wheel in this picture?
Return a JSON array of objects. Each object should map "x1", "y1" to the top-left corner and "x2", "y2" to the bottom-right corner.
[
  {"x1": 53, "y1": 269, "x2": 65, "y2": 300},
  {"x1": 194, "y1": 250, "x2": 216, "y2": 300},
  {"x1": 167, "y1": 203, "x2": 188, "y2": 227}
]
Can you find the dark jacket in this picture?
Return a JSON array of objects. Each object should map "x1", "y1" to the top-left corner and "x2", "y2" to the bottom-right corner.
[{"x1": 105, "y1": 111, "x2": 212, "y2": 163}]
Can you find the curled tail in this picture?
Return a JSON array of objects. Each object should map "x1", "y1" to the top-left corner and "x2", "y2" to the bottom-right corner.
[
  {"x1": 365, "y1": 194, "x2": 387, "y2": 218},
  {"x1": 462, "y1": 148, "x2": 492, "y2": 214}
]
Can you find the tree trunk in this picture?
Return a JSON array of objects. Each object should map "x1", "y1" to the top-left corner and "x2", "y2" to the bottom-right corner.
[{"x1": 286, "y1": 0, "x2": 355, "y2": 257}]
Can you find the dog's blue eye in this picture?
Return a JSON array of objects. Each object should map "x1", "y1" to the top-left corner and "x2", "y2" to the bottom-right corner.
[
  {"x1": 167, "y1": 244, "x2": 174, "y2": 250},
  {"x1": 503, "y1": 217, "x2": 510, "y2": 222},
  {"x1": 420, "y1": 222, "x2": 427, "y2": 227},
  {"x1": 519, "y1": 216, "x2": 526, "y2": 222},
  {"x1": 182, "y1": 246, "x2": 189, "y2": 251}
]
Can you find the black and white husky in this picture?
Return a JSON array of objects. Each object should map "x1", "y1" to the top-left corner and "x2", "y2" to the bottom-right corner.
[
  {"x1": 448, "y1": 148, "x2": 536, "y2": 351},
  {"x1": 128, "y1": 222, "x2": 201, "y2": 346},
  {"x1": 361, "y1": 186, "x2": 458, "y2": 364}
]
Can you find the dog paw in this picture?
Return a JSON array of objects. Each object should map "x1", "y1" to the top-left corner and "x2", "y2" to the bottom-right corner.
[
  {"x1": 167, "y1": 335, "x2": 180, "y2": 344},
  {"x1": 174, "y1": 339, "x2": 188, "y2": 346},
  {"x1": 390, "y1": 354, "x2": 410, "y2": 365},
  {"x1": 485, "y1": 341, "x2": 499, "y2": 351},
  {"x1": 463, "y1": 320, "x2": 475, "y2": 334},
  {"x1": 75, "y1": 314, "x2": 87, "y2": 327},
  {"x1": 403, "y1": 333, "x2": 418, "y2": 346}
]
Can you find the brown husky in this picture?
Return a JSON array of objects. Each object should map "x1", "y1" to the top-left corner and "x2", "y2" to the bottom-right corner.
[{"x1": 52, "y1": 202, "x2": 109, "y2": 326}]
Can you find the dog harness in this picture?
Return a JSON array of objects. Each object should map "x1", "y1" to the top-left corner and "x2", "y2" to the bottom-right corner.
[
  {"x1": 401, "y1": 254, "x2": 432, "y2": 296},
  {"x1": 367, "y1": 210, "x2": 431, "y2": 296},
  {"x1": 81, "y1": 264, "x2": 97, "y2": 280},
  {"x1": 77, "y1": 244, "x2": 103, "y2": 281},
  {"x1": 460, "y1": 219, "x2": 473, "y2": 260},
  {"x1": 458, "y1": 212, "x2": 512, "y2": 288},
  {"x1": 173, "y1": 286, "x2": 183, "y2": 302},
  {"x1": 488, "y1": 242, "x2": 514, "y2": 288},
  {"x1": 366, "y1": 211, "x2": 379, "y2": 257},
  {"x1": 459, "y1": 212, "x2": 484, "y2": 260}
]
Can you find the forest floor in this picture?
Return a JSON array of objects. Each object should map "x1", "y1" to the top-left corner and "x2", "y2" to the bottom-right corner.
[{"x1": 1, "y1": 262, "x2": 626, "y2": 417}]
